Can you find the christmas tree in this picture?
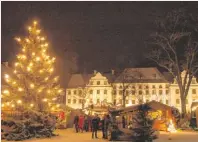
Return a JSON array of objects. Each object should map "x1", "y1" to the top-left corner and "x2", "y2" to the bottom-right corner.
[
  {"x1": 131, "y1": 104, "x2": 157, "y2": 142},
  {"x1": 1, "y1": 20, "x2": 62, "y2": 112}
]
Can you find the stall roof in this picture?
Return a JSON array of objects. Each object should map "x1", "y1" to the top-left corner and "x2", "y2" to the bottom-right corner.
[{"x1": 109, "y1": 100, "x2": 172, "y2": 115}]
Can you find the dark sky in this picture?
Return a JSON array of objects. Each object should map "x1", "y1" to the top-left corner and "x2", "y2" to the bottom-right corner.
[{"x1": 2, "y1": 1, "x2": 198, "y2": 86}]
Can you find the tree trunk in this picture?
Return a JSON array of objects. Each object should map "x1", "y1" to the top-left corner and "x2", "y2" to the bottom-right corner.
[
  {"x1": 181, "y1": 97, "x2": 187, "y2": 118},
  {"x1": 123, "y1": 92, "x2": 126, "y2": 107}
]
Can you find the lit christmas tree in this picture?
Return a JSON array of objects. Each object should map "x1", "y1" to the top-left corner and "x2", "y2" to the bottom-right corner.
[{"x1": 1, "y1": 20, "x2": 62, "y2": 112}]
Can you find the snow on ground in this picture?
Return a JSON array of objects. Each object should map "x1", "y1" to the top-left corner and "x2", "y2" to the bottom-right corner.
[{"x1": 1, "y1": 129, "x2": 198, "y2": 142}]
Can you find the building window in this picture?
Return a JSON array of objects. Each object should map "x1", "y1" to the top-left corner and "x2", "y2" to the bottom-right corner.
[
  {"x1": 166, "y1": 100, "x2": 169, "y2": 105},
  {"x1": 146, "y1": 99, "x2": 149, "y2": 102},
  {"x1": 159, "y1": 85, "x2": 162, "y2": 89},
  {"x1": 152, "y1": 90, "x2": 156, "y2": 94},
  {"x1": 97, "y1": 90, "x2": 100, "y2": 94},
  {"x1": 145, "y1": 86, "x2": 149, "y2": 89},
  {"x1": 192, "y1": 79, "x2": 196, "y2": 84},
  {"x1": 139, "y1": 90, "x2": 142, "y2": 95},
  {"x1": 175, "y1": 89, "x2": 179, "y2": 94},
  {"x1": 192, "y1": 89, "x2": 196, "y2": 94},
  {"x1": 119, "y1": 99, "x2": 122, "y2": 104},
  {"x1": 159, "y1": 99, "x2": 163, "y2": 103},
  {"x1": 113, "y1": 90, "x2": 117, "y2": 95},
  {"x1": 79, "y1": 90, "x2": 82, "y2": 95},
  {"x1": 139, "y1": 85, "x2": 142, "y2": 89},
  {"x1": 152, "y1": 85, "x2": 155, "y2": 89},
  {"x1": 126, "y1": 90, "x2": 129, "y2": 95},
  {"x1": 67, "y1": 90, "x2": 71, "y2": 95},
  {"x1": 89, "y1": 90, "x2": 93, "y2": 94},
  {"x1": 159, "y1": 90, "x2": 163, "y2": 95},
  {"x1": 119, "y1": 90, "x2": 122, "y2": 95},
  {"x1": 113, "y1": 99, "x2": 116, "y2": 105},
  {"x1": 97, "y1": 99, "x2": 100, "y2": 103},
  {"x1": 176, "y1": 99, "x2": 180, "y2": 104},
  {"x1": 68, "y1": 99, "x2": 71, "y2": 104},
  {"x1": 146, "y1": 90, "x2": 149, "y2": 95},
  {"x1": 90, "y1": 81, "x2": 93, "y2": 85},
  {"x1": 104, "y1": 81, "x2": 107, "y2": 85},
  {"x1": 125, "y1": 100, "x2": 129, "y2": 104},
  {"x1": 73, "y1": 99, "x2": 76, "y2": 104},
  {"x1": 73, "y1": 90, "x2": 76, "y2": 95},
  {"x1": 166, "y1": 84, "x2": 169, "y2": 88},
  {"x1": 104, "y1": 90, "x2": 107, "y2": 94},
  {"x1": 97, "y1": 81, "x2": 100, "y2": 85},
  {"x1": 103, "y1": 99, "x2": 107, "y2": 103},
  {"x1": 119, "y1": 85, "x2": 123, "y2": 89},
  {"x1": 79, "y1": 99, "x2": 82, "y2": 104},
  {"x1": 132, "y1": 86, "x2": 135, "y2": 89},
  {"x1": 132, "y1": 100, "x2": 135, "y2": 104},
  {"x1": 132, "y1": 90, "x2": 135, "y2": 95},
  {"x1": 166, "y1": 90, "x2": 169, "y2": 94}
]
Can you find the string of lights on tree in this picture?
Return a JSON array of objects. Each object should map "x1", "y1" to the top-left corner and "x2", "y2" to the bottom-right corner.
[{"x1": 1, "y1": 20, "x2": 62, "y2": 112}]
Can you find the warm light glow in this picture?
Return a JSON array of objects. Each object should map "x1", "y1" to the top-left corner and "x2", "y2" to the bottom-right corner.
[
  {"x1": 22, "y1": 48, "x2": 26, "y2": 52},
  {"x1": 17, "y1": 100, "x2": 22, "y2": 104},
  {"x1": 52, "y1": 98, "x2": 57, "y2": 101},
  {"x1": 14, "y1": 70, "x2": 17, "y2": 74},
  {"x1": 30, "y1": 84, "x2": 34, "y2": 88},
  {"x1": 43, "y1": 98, "x2": 48, "y2": 102},
  {"x1": 26, "y1": 38, "x2": 30, "y2": 43},
  {"x1": 1, "y1": 104, "x2": 5, "y2": 107},
  {"x1": 3, "y1": 90, "x2": 9, "y2": 94},
  {"x1": 45, "y1": 77, "x2": 49, "y2": 81},
  {"x1": 36, "y1": 57, "x2": 40, "y2": 61},
  {"x1": 45, "y1": 43, "x2": 48, "y2": 47},
  {"x1": 12, "y1": 81, "x2": 16, "y2": 85},
  {"x1": 30, "y1": 104, "x2": 34, "y2": 107},
  {"x1": 27, "y1": 67, "x2": 31, "y2": 71},
  {"x1": 38, "y1": 89, "x2": 42, "y2": 93},
  {"x1": 52, "y1": 57, "x2": 56, "y2": 61},
  {"x1": 11, "y1": 104, "x2": 15, "y2": 108},
  {"x1": 32, "y1": 52, "x2": 35, "y2": 56},
  {"x1": 34, "y1": 21, "x2": 37, "y2": 25},
  {"x1": 41, "y1": 37, "x2": 45, "y2": 41},
  {"x1": 49, "y1": 68, "x2": 54, "y2": 72},
  {"x1": 56, "y1": 104, "x2": 60, "y2": 107},
  {"x1": 167, "y1": 119, "x2": 177, "y2": 133},
  {"x1": 36, "y1": 30, "x2": 41, "y2": 33},
  {"x1": 28, "y1": 26, "x2": 32, "y2": 30},
  {"x1": 6, "y1": 102, "x2": 10, "y2": 106},
  {"x1": 47, "y1": 90, "x2": 51, "y2": 94},
  {"x1": 5, "y1": 74, "x2": 9, "y2": 79},
  {"x1": 51, "y1": 107, "x2": 55, "y2": 111},
  {"x1": 58, "y1": 89, "x2": 62, "y2": 93},
  {"x1": 15, "y1": 37, "x2": 21, "y2": 42},
  {"x1": 39, "y1": 70, "x2": 43, "y2": 73},
  {"x1": 29, "y1": 63, "x2": 33, "y2": 67},
  {"x1": 18, "y1": 87, "x2": 23, "y2": 92},
  {"x1": 15, "y1": 62, "x2": 19, "y2": 67}
]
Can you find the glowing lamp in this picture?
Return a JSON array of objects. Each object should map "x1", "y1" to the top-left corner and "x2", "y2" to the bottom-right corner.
[
  {"x1": 18, "y1": 87, "x2": 23, "y2": 92},
  {"x1": 3, "y1": 90, "x2": 9, "y2": 94},
  {"x1": 33, "y1": 21, "x2": 37, "y2": 25},
  {"x1": 27, "y1": 67, "x2": 31, "y2": 71},
  {"x1": 1, "y1": 104, "x2": 5, "y2": 107},
  {"x1": 43, "y1": 98, "x2": 48, "y2": 102},
  {"x1": 167, "y1": 119, "x2": 177, "y2": 133},
  {"x1": 15, "y1": 62, "x2": 19, "y2": 67},
  {"x1": 58, "y1": 89, "x2": 62, "y2": 93},
  {"x1": 17, "y1": 100, "x2": 22, "y2": 104},
  {"x1": 14, "y1": 70, "x2": 17, "y2": 74},
  {"x1": 32, "y1": 52, "x2": 35, "y2": 56},
  {"x1": 5, "y1": 74, "x2": 9, "y2": 79},
  {"x1": 15, "y1": 37, "x2": 21, "y2": 42},
  {"x1": 6, "y1": 102, "x2": 10, "y2": 106},
  {"x1": 30, "y1": 104, "x2": 34, "y2": 107},
  {"x1": 11, "y1": 104, "x2": 15, "y2": 108},
  {"x1": 30, "y1": 84, "x2": 34, "y2": 88},
  {"x1": 12, "y1": 81, "x2": 16, "y2": 85},
  {"x1": 56, "y1": 104, "x2": 60, "y2": 107},
  {"x1": 49, "y1": 68, "x2": 54, "y2": 72}
]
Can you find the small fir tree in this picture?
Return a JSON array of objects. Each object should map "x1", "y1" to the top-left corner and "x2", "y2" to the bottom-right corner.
[{"x1": 131, "y1": 105, "x2": 157, "y2": 142}]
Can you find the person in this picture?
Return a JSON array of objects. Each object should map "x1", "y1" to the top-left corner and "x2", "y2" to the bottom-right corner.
[
  {"x1": 101, "y1": 114, "x2": 106, "y2": 138},
  {"x1": 73, "y1": 114, "x2": 79, "y2": 133},
  {"x1": 91, "y1": 114, "x2": 98, "y2": 139},
  {"x1": 122, "y1": 116, "x2": 126, "y2": 128},
  {"x1": 96, "y1": 114, "x2": 101, "y2": 130},
  {"x1": 84, "y1": 115, "x2": 89, "y2": 132},
  {"x1": 78, "y1": 114, "x2": 84, "y2": 133},
  {"x1": 104, "y1": 114, "x2": 110, "y2": 139}
]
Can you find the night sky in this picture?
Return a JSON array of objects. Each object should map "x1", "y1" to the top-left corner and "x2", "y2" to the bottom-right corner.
[{"x1": 2, "y1": 2, "x2": 198, "y2": 86}]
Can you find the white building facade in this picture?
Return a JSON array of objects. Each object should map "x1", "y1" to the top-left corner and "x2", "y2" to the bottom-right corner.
[{"x1": 66, "y1": 68, "x2": 198, "y2": 112}]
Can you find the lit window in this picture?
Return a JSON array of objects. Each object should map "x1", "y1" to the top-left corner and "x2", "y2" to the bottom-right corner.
[
  {"x1": 73, "y1": 90, "x2": 76, "y2": 94},
  {"x1": 119, "y1": 90, "x2": 122, "y2": 95},
  {"x1": 139, "y1": 90, "x2": 142, "y2": 95},
  {"x1": 68, "y1": 90, "x2": 71, "y2": 95},
  {"x1": 104, "y1": 81, "x2": 107, "y2": 85},
  {"x1": 104, "y1": 90, "x2": 107, "y2": 94},
  {"x1": 97, "y1": 81, "x2": 100, "y2": 85},
  {"x1": 125, "y1": 100, "x2": 129, "y2": 104},
  {"x1": 166, "y1": 100, "x2": 169, "y2": 104},
  {"x1": 146, "y1": 90, "x2": 149, "y2": 95},
  {"x1": 68, "y1": 99, "x2": 71, "y2": 104},
  {"x1": 97, "y1": 90, "x2": 100, "y2": 94},
  {"x1": 132, "y1": 90, "x2": 135, "y2": 95},
  {"x1": 73, "y1": 99, "x2": 76, "y2": 104},
  {"x1": 90, "y1": 90, "x2": 93, "y2": 94},
  {"x1": 176, "y1": 99, "x2": 180, "y2": 104},
  {"x1": 132, "y1": 100, "x2": 135, "y2": 104},
  {"x1": 159, "y1": 90, "x2": 163, "y2": 95},
  {"x1": 192, "y1": 89, "x2": 196, "y2": 94},
  {"x1": 79, "y1": 90, "x2": 82, "y2": 95},
  {"x1": 175, "y1": 89, "x2": 179, "y2": 94},
  {"x1": 166, "y1": 90, "x2": 169, "y2": 94}
]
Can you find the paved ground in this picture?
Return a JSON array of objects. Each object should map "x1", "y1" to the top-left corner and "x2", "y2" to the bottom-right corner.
[{"x1": 2, "y1": 129, "x2": 198, "y2": 142}]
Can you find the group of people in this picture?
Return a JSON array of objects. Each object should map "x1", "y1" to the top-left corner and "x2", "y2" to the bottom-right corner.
[{"x1": 73, "y1": 113, "x2": 111, "y2": 139}]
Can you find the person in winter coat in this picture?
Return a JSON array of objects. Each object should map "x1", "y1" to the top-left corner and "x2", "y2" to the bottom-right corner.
[
  {"x1": 73, "y1": 114, "x2": 79, "y2": 133},
  {"x1": 104, "y1": 114, "x2": 110, "y2": 139},
  {"x1": 101, "y1": 114, "x2": 106, "y2": 138},
  {"x1": 78, "y1": 114, "x2": 84, "y2": 133},
  {"x1": 122, "y1": 116, "x2": 126, "y2": 128},
  {"x1": 91, "y1": 114, "x2": 98, "y2": 139},
  {"x1": 84, "y1": 116, "x2": 89, "y2": 132}
]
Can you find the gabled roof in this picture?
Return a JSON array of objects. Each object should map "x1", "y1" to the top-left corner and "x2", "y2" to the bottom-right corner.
[{"x1": 114, "y1": 67, "x2": 169, "y2": 83}]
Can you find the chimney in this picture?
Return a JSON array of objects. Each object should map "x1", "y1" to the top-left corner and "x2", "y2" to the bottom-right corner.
[
  {"x1": 3, "y1": 62, "x2": 9, "y2": 67},
  {"x1": 94, "y1": 70, "x2": 97, "y2": 75},
  {"x1": 111, "y1": 69, "x2": 115, "y2": 75}
]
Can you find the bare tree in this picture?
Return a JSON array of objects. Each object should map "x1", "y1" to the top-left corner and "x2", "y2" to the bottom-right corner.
[{"x1": 147, "y1": 9, "x2": 198, "y2": 116}]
